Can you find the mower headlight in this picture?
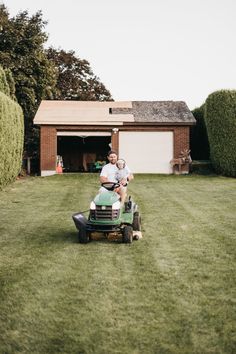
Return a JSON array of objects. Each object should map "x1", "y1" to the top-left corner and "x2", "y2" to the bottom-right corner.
[
  {"x1": 112, "y1": 201, "x2": 121, "y2": 210},
  {"x1": 90, "y1": 201, "x2": 96, "y2": 210}
]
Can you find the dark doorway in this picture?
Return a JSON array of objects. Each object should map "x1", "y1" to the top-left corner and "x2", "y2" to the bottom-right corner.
[{"x1": 57, "y1": 136, "x2": 111, "y2": 172}]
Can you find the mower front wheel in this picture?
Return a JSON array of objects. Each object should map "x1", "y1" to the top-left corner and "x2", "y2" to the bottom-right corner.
[
  {"x1": 78, "y1": 227, "x2": 90, "y2": 244},
  {"x1": 123, "y1": 225, "x2": 133, "y2": 244}
]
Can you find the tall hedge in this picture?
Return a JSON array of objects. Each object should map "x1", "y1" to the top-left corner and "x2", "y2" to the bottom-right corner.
[
  {"x1": 204, "y1": 90, "x2": 236, "y2": 177},
  {"x1": 0, "y1": 92, "x2": 24, "y2": 188}
]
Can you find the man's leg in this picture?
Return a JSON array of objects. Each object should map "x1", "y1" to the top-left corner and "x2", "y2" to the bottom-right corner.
[
  {"x1": 99, "y1": 186, "x2": 108, "y2": 193},
  {"x1": 118, "y1": 186, "x2": 127, "y2": 205}
]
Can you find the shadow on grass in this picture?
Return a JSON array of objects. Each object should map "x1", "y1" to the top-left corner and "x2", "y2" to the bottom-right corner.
[
  {"x1": 46, "y1": 229, "x2": 125, "y2": 245},
  {"x1": 45, "y1": 229, "x2": 78, "y2": 244}
]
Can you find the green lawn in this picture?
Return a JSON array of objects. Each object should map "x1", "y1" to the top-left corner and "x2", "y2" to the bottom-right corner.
[{"x1": 0, "y1": 174, "x2": 235, "y2": 354}]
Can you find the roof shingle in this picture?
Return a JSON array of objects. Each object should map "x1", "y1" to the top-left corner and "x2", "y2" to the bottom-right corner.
[{"x1": 112, "y1": 101, "x2": 196, "y2": 123}]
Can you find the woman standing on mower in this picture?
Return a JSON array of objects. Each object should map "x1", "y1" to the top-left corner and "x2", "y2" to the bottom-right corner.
[{"x1": 99, "y1": 150, "x2": 133, "y2": 204}]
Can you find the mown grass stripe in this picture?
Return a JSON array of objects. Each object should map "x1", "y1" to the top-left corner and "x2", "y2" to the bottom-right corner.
[{"x1": 0, "y1": 174, "x2": 235, "y2": 353}]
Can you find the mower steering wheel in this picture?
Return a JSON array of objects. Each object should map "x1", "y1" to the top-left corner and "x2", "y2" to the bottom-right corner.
[{"x1": 101, "y1": 182, "x2": 120, "y2": 191}]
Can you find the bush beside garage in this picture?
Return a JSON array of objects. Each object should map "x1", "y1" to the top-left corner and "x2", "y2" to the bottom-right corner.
[
  {"x1": 0, "y1": 67, "x2": 24, "y2": 189},
  {"x1": 204, "y1": 90, "x2": 236, "y2": 177}
]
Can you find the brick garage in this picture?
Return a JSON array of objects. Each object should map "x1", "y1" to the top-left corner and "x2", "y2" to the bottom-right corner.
[{"x1": 34, "y1": 100, "x2": 195, "y2": 175}]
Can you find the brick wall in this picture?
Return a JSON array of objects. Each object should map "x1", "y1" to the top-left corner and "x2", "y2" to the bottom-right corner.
[
  {"x1": 40, "y1": 126, "x2": 57, "y2": 171},
  {"x1": 174, "y1": 126, "x2": 190, "y2": 172},
  {"x1": 174, "y1": 126, "x2": 189, "y2": 156},
  {"x1": 39, "y1": 125, "x2": 190, "y2": 174}
]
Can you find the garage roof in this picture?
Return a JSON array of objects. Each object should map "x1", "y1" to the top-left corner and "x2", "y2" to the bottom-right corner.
[
  {"x1": 112, "y1": 101, "x2": 196, "y2": 124},
  {"x1": 34, "y1": 100, "x2": 195, "y2": 125}
]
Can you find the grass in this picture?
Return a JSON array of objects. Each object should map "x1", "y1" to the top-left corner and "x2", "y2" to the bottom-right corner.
[{"x1": 0, "y1": 173, "x2": 235, "y2": 354}]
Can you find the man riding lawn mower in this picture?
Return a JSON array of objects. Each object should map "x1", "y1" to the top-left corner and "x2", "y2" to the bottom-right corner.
[{"x1": 72, "y1": 151, "x2": 142, "y2": 243}]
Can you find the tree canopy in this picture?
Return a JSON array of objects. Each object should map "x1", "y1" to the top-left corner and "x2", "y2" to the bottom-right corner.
[
  {"x1": 0, "y1": 4, "x2": 57, "y2": 156},
  {"x1": 46, "y1": 48, "x2": 112, "y2": 101},
  {"x1": 190, "y1": 104, "x2": 210, "y2": 160},
  {"x1": 0, "y1": 65, "x2": 10, "y2": 96},
  {"x1": 0, "y1": 4, "x2": 113, "y2": 158}
]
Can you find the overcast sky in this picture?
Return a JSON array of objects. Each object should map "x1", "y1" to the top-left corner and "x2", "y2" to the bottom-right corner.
[{"x1": 2, "y1": 0, "x2": 236, "y2": 109}]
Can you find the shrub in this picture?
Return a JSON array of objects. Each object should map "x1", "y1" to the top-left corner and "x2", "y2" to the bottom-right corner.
[
  {"x1": 204, "y1": 90, "x2": 236, "y2": 177},
  {"x1": 190, "y1": 104, "x2": 210, "y2": 160},
  {"x1": 0, "y1": 92, "x2": 24, "y2": 188}
]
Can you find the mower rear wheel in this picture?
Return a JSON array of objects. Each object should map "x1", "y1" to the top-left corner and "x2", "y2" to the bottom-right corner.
[
  {"x1": 132, "y1": 212, "x2": 141, "y2": 231},
  {"x1": 123, "y1": 225, "x2": 133, "y2": 244},
  {"x1": 78, "y1": 227, "x2": 89, "y2": 244}
]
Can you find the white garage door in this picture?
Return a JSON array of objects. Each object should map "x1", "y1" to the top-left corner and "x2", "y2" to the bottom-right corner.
[{"x1": 119, "y1": 132, "x2": 173, "y2": 173}]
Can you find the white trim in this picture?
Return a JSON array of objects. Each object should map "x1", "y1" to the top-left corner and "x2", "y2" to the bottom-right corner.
[
  {"x1": 57, "y1": 131, "x2": 111, "y2": 137},
  {"x1": 41, "y1": 170, "x2": 56, "y2": 177},
  {"x1": 35, "y1": 121, "x2": 125, "y2": 125}
]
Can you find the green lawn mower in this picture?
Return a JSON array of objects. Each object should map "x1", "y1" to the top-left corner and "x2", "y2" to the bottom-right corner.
[{"x1": 72, "y1": 182, "x2": 142, "y2": 243}]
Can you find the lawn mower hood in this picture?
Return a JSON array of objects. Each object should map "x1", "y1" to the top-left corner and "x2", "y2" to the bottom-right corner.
[{"x1": 91, "y1": 191, "x2": 120, "y2": 208}]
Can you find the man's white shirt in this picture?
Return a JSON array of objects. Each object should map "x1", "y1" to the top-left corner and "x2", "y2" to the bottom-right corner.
[{"x1": 100, "y1": 163, "x2": 131, "y2": 182}]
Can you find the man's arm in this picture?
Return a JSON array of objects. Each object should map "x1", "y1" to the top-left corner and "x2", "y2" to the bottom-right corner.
[
  {"x1": 100, "y1": 165, "x2": 108, "y2": 184},
  {"x1": 120, "y1": 172, "x2": 134, "y2": 186},
  {"x1": 127, "y1": 173, "x2": 134, "y2": 181},
  {"x1": 126, "y1": 166, "x2": 134, "y2": 183},
  {"x1": 100, "y1": 175, "x2": 108, "y2": 184}
]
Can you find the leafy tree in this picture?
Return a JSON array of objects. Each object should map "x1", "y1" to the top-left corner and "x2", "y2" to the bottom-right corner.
[
  {"x1": 0, "y1": 65, "x2": 10, "y2": 96},
  {"x1": 4, "y1": 68, "x2": 16, "y2": 100},
  {"x1": 46, "y1": 48, "x2": 113, "y2": 101},
  {"x1": 0, "y1": 4, "x2": 57, "y2": 157},
  {"x1": 0, "y1": 4, "x2": 113, "y2": 159},
  {"x1": 190, "y1": 104, "x2": 210, "y2": 160}
]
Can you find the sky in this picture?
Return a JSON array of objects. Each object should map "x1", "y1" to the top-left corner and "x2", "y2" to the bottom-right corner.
[{"x1": 2, "y1": 0, "x2": 236, "y2": 109}]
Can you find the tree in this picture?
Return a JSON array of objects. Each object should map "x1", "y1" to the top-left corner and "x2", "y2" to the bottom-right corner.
[
  {"x1": 0, "y1": 4, "x2": 57, "y2": 157},
  {"x1": 0, "y1": 4, "x2": 113, "y2": 159},
  {"x1": 190, "y1": 104, "x2": 210, "y2": 160},
  {"x1": 4, "y1": 68, "x2": 16, "y2": 100},
  {"x1": 0, "y1": 65, "x2": 10, "y2": 96},
  {"x1": 46, "y1": 48, "x2": 113, "y2": 101}
]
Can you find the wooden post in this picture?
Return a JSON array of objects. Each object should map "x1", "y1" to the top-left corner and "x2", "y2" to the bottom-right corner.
[{"x1": 111, "y1": 128, "x2": 119, "y2": 154}]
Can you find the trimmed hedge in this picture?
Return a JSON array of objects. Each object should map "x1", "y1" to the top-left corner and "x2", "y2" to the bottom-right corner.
[
  {"x1": 190, "y1": 104, "x2": 210, "y2": 160},
  {"x1": 204, "y1": 90, "x2": 236, "y2": 177},
  {"x1": 0, "y1": 92, "x2": 24, "y2": 188}
]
